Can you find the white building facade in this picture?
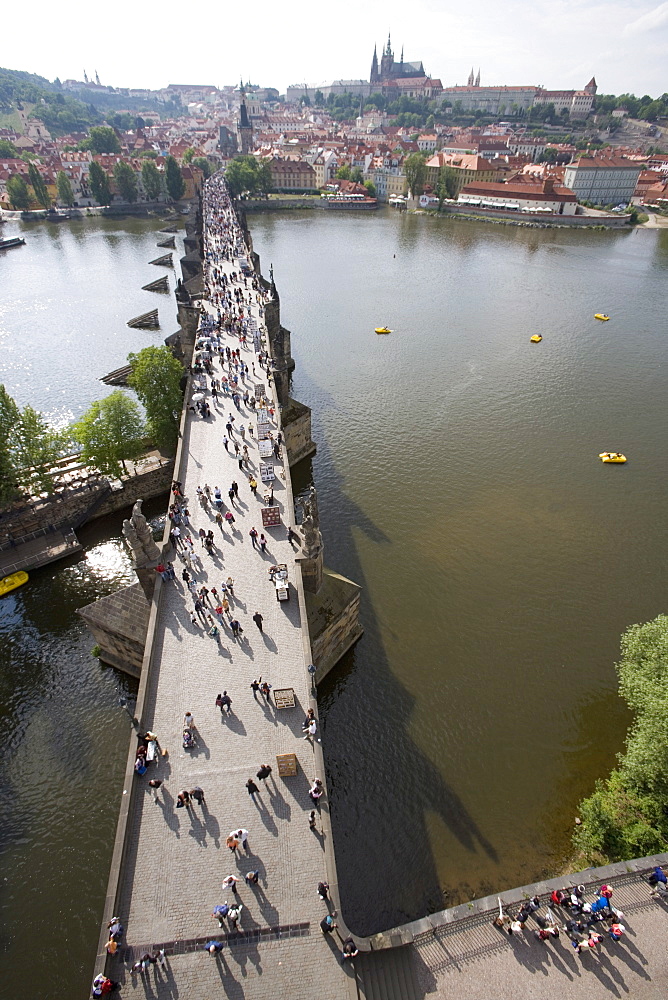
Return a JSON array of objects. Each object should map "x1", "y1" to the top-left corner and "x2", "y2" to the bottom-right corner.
[{"x1": 564, "y1": 157, "x2": 642, "y2": 205}]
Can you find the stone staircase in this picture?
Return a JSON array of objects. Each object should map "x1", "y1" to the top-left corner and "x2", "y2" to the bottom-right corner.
[{"x1": 354, "y1": 946, "x2": 420, "y2": 1000}]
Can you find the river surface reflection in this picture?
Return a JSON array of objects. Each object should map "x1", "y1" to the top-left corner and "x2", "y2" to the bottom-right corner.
[
  {"x1": 250, "y1": 211, "x2": 668, "y2": 932},
  {"x1": 0, "y1": 215, "x2": 173, "y2": 999}
]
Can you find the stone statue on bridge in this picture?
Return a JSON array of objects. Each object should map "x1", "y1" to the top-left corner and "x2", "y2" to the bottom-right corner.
[
  {"x1": 300, "y1": 486, "x2": 319, "y2": 528},
  {"x1": 299, "y1": 486, "x2": 321, "y2": 558},
  {"x1": 122, "y1": 500, "x2": 161, "y2": 567}
]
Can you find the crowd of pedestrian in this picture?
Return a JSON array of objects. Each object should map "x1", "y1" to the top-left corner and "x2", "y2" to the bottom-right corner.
[
  {"x1": 492, "y1": 879, "x2": 639, "y2": 956},
  {"x1": 94, "y1": 175, "x2": 337, "y2": 995}
]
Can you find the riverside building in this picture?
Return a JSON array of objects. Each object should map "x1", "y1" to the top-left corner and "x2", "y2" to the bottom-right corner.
[{"x1": 563, "y1": 155, "x2": 642, "y2": 206}]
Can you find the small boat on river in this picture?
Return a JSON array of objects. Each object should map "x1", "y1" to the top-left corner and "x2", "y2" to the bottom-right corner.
[
  {"x1": 599, "y1": 452, "x2": 626, "y2": 464},
  {"x1": 0, "y1": 237, "x2": 26, "y2": 250},
  {"x1": 530, "y1": 334, "x2": 543, "y2": 342},
  {"x1": 0, "y1": 570, "x2": 29, "y2": 596},
  {"x1": 594, "y1": 313, "x2": 610, "y2": 321},
  {"x1": 375, "y1": 326, "x2": 392, "y2": 334}
]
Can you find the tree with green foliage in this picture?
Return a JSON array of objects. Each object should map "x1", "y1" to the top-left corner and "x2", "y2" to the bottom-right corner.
[
  {"x1": 81, "y1": 126, "x2": 121, "y2": 154},
  {"x1": 335, "y1": 164, "x2": 351, "y2": 180},
  {"x1": 6, "y1": 174, "x2": 31, "y2": 211},
  {"x1": 426, "y1": 114, "x2": 435, "y2": 130},
  {"x1": 364, "y1": 180, "x2": 376, "y2": 198},
  {"x1": 435, "y1": 164, "x2": 458, "y2": 206},
  {"x1": 28, "y1": 161, "x2": 50, "y2": 209},
  {"x1": 141, "y1": 159, "x2": 162, "y2": 201},
  {"x1": 255, "y1": 159, "x2": 273, "y2": 195},
  {"x1": 350, "y1": 166, "x2": 363, "y2": 183},
  {"x1": 367, "y1": 92, "x2": 386, "y2": 111},
  {"x1": 224, "y1": 156, "x2": 272, "y2": 198},
  {"x1": 56, "y1": 170, "x2": 75, "y2": 206},
  {"x1": 73, "y1": 391, "x2": 145, "y2": 476},
  {"x1": 11, "y1": 405, "x2": 69, "y2": 494},
  {"x1": 225, "y1": 158, "x2": 256, "y2": 198},
  {"x1": 192, "y1": 156, "x2": 212, "y2": 179},
  {"x1": 573, "y1": 615, "x2": 668, "y2": 866},
  {"x1": 164, "y1": 155, "x2": 185, "y2": 201},
  {"x1": 182, "y1": 147, "x2": 196, "y2": 164},
  {"x1": 537, "y1": 147, "x2": 560, "y2": 164},
  {"x1": 0, "y1": 385, "x2": 20, "y2": 504},
  {"x1": 106, "y1": 113, "x2": 134, "y2": 131},
  {"x1": 0, "y1": 138, "x2": 17, "y2": 157},
  {"x1": 639, "y1": 100, "x2": 664, "y2": 121},
  {"x1": 314, "y1": 90, "x2": 324, "y2": 106},
  {"x1": 113, "y1": 160, "x2": 138, "y2": 203},
  {"x1": 127, "y1": 346, "x2": 183, "y2": 452},
  {"x1": 88, "y1": 161, "x2": 112, "y2": 205},
  {"x1": 404, "y1": 152, "x2": 427, "y2": 198}
]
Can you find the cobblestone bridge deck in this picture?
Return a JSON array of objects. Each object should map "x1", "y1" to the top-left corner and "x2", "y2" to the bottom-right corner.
[{"x1": 98, "y1": 204, "x2": 355, "y2": 1000}]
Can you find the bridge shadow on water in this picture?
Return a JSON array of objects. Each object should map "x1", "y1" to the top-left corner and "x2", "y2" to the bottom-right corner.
[{"x1": 291, "y1": 377, "x2": 498, "y2": 937}]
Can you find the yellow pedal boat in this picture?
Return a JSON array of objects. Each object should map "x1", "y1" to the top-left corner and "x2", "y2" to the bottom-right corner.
[
  {"x1": 599, "y1": 452, "x2": 626, "y2": 463},
  {"x1": 594, "y1": 314, "x2": 610, "y2": 321},
  {"x1": 0, "y1": 570, "x2": 29, "y2": 596},
  {"x1": 530, "y1": 334, "x2": 542, "y2": 343},
  {"x1": 375, "y1": 326, "x2": 392, "y2": 334}
]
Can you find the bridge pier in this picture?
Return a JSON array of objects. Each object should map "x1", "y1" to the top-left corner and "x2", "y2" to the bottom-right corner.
[{"x1": 88, "y1": 186, "x2": 362, "y2": 1000}]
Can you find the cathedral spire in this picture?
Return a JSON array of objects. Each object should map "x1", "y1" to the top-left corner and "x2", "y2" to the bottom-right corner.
[
  {"x1": 475, "y1": 68, "x2": 480, "y2": 87},
  {"x1": 400, "y1": 45, "x2": 404, "y2": 65},
  {"x1": 371, "y1": 44, "x2": 379, "y2": 85},
  {"x1": 467, "y1": 67, "x2": 474, "y2": 86}
]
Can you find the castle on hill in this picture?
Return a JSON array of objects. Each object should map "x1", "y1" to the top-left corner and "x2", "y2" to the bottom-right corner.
[{"x1": 370, "y1": 35, "x2": 426, "y2": 86}]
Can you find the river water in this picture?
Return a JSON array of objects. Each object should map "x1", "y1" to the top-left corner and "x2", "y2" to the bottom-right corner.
[
  {"x1": 0, "y1": 211, "x2": 667, "y2": 994},
  {"x1": 249, "y1": 210, "x2": 668, "y2": 932},
  {"x1": 0, "y1": 215, "x2": 176, "y2": 1000}
]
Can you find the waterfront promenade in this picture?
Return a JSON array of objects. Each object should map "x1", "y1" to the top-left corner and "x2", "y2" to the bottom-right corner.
[
  {"x1": 103, "y1": 189, "x2": 354, "y2": 1000},
  {"x1": 406, "y1": 872, "x2": 668, "y2": 999}
]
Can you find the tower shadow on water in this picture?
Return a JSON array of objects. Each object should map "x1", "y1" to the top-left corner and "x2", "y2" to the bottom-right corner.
[{"x1": 290, "y1": 371, "x2": 499, "y2": 937}]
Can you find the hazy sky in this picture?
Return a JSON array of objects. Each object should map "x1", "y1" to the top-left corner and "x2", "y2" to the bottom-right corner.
[{"x1": 4, "y1": 0, "x2": 667, "y2": 98}]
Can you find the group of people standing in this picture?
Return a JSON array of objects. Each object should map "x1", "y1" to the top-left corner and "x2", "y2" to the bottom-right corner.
[
  {"x1": 95, "y1": 175, "x2": 337, "y2": 995},
  {"x1": 493, "y1": 880, "x2": 633, "y2": 954}
]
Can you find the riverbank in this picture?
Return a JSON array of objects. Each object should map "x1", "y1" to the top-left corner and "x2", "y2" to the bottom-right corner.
[
  {"x1": 416, "y1": 204, "x2": 632, "y2": 228},
  {"x1": 0, "y1": 453, "x2": 174, "y2": 575},
  {"x1": 0, "y1": 202, "x2": 188, "y2": 222}
]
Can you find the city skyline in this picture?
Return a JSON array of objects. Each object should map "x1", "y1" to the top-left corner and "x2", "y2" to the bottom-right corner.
[{"x1": 2, "y1": 0, "x2": 667, "y2": 99}]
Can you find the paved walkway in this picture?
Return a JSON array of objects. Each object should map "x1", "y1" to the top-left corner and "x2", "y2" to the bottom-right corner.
[
  {"x1": 407, "y1": 875, "x2": 668, "y2": 999},
  {"x1": 108, "y1": 199, "x2": 354, "y2": 1000}
]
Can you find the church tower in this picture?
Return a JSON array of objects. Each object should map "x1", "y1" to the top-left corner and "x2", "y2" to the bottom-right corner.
[
  {"x1": 380, "y1": 34, "x2": 394, "y2": 82},
  {"x1": 237, "y1": 83, "x2": 253, "y2": 155},
  {"x1": 474, "y1": 68, "x2": 480, "y2": 87},
  {"x1": 467, "y1": 67, "x2": 474, "y2": 86},
  {"x1": 370, "y1": 45, "x2": 379, "y2": 86}
]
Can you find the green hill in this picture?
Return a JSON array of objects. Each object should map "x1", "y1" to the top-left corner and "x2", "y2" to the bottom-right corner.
[{"x1": 0, "y1": 67, "x2": 102, "y2": 135}]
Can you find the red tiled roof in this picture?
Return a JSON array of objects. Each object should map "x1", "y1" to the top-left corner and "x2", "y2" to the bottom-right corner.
[
  {"x1": 460, "y1": 180, "x2": 576, "y2": 201},
  {"x1": 571, "y1": 156, "x2": 639, "y2": 169}
]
